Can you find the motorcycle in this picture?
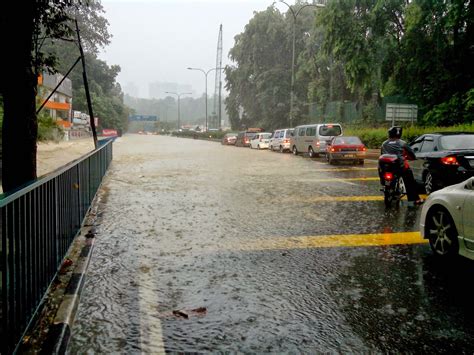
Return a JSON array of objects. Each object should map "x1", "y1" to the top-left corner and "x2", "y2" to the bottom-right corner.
[{"x1": 378, "y1": 154, "x2": 407, "y2": 207}]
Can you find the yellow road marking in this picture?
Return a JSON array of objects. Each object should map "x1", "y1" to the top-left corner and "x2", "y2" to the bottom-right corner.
[
  {"x1": 241, "y1": 232, "x2": 426, "y2": 251},
  {"x1": 303, "y1": 194, "x2": 428, "y2": 202},
  {"x1": 313, "y1": 167, "x2": 378, "y2": 172}
]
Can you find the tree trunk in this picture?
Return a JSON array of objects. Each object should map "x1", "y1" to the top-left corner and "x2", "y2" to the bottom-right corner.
[{"x1": 1, "y1": 3, "x2": 37, "y2": 193}]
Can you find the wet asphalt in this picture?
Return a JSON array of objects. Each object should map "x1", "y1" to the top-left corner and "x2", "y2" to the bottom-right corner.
[{"x1": 68, "y1": 135, "x2": 474, "y2": 353}]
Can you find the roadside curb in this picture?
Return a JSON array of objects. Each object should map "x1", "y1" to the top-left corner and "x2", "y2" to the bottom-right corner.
[
  {"x1": 42, "y1": 233, "x2": 95, "y2": 354},
  {"x1": 40, "y1": 230, "x2": 95, "y2": 354}
]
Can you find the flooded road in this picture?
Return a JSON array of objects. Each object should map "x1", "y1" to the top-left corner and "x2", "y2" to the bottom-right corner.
[{"x1": 69, "y1": 135, "x2": 474, "y2": 353}]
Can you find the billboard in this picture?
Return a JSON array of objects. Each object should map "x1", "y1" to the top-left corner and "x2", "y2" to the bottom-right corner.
[{"x1": 386, "y1": 104, "x2": 418, "y2": 124}]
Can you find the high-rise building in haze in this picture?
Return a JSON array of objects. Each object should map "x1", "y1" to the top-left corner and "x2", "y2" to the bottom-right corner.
[
  {"x1": 149, "y1": 82, "x2": 195, "y2": 99},
  {"x1": 123, "y1": 82, "x2": 139, "y2": 97}
]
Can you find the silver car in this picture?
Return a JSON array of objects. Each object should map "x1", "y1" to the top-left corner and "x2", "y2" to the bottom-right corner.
[
  {"x1": 420, "y1": 177, "x2": 474, "y2": 259},
  {"x1": 270, "y1": 128, "x2": 294, "y2": 153},
  {"x1": 291, "y1": 123, "x2": 343, "y2": 157}
]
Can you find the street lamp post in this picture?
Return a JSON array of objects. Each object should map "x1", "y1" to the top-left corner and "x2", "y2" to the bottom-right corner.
[
  {"x1": 278, "y1": 1, "x2": 325, "y2": 128},
  {"x1": 187, "y1": 67, "x2": 224, "y2": 132},
  {"x1": 165, "y1": 91, "x2": 192, "y2": 131}
]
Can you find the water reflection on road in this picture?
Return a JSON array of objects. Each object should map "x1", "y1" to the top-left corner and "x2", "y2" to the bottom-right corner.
[{"x1": 69, "y1": 135, "x2": 474, "y2": 353}]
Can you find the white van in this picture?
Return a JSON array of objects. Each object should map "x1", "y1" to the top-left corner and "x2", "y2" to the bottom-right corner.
[
  {"x1": 269, "y1": 128, "x2": 294, "y2": 152},
  {"x1": 291, "y1": 123, "x2": 343, "y2": 157}
]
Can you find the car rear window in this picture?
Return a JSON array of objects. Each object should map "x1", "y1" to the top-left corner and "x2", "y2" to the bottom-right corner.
[
  {"x1": 245, "y1": 133, "x2": 256, "y2": 138},
  {"x1": 334, "y1": 136, "x2": 361, "y2": 145},
  {"x1": 440, "y1": 135, "x2": 474, "y2": 150},
  {"x1": 285, "y1": 129, "x2": 294, "y2": 137},
  {"x1": 261, "y1": 133, "x2": 272, "y2": 138},
  {"x1": 319, "y1": 125, "x2": 342, "y2": 136}
]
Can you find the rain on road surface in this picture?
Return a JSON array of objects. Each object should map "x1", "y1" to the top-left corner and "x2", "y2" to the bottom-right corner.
[{"x1": 69, "y1": 135, "x2": 474, "y2": 353}]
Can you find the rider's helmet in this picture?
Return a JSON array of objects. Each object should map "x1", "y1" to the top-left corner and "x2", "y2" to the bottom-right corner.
[{"x1": 388, "y1": 126, "x2": 402, "y2": 139}]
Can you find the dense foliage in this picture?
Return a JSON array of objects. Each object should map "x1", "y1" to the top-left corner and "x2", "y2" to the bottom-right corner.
[
  {"x1": 42, "y1": 3, "x2": 129, "y2": 132},
  {"x1": 225, "y1": 0, "x2": 474, "y2": 131}
]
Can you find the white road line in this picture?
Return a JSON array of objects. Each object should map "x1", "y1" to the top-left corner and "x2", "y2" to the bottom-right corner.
[{"x1": 139, "y1": 266, "x2": 166, "y2": 354}]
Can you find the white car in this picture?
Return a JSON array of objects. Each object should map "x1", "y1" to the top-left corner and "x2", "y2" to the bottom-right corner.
[
  {"x1": 250, "y1": 132, "x2": 272, "y2": 149},
  {"x1": 270, "y1": 128, "x2": 294, "y2": 152},
  {"x1": 420, "y1": 177, "x2": 474, "y2": 259}
]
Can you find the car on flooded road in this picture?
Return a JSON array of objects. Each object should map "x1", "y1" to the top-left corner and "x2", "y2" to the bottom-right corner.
[
  {"x1": 250, "y1": 132, "x2": 272, "y2": 149},
  {"x1": 409, "y1": 132, "x2": 474, "y2": 194},
  {"x1": 235, "y1": 131, "x2": 256, "y2": 147},
  {"x1": 291, "y1": 123, "x2": 343, "y2": 158},
  {"x1": 269, "y1": 128, "x2": 294, "y2": 152},
  {"x1": 222, "y1": 133, "x2": 238, "y2": 145},
  {"x1": 420, "y1": 176, "x2": 474, "y2": 259},
  {"x1": 325, "y1": 136, "x2": 366, "y2": 165}
]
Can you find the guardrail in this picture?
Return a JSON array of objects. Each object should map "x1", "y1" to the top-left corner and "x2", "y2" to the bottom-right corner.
[{"x1": 1, "y1": 139, "x2": 113, "y2": 354}]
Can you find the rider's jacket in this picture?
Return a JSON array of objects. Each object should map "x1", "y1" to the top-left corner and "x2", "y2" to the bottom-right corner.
[{"x1": 381, "y1": 138, "x2": 416, "y2": 168}]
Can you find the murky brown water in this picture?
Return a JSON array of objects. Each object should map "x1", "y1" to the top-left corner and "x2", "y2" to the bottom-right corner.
[{"x1": 69, "y1": 135, "x2": 474, "y2": 353}]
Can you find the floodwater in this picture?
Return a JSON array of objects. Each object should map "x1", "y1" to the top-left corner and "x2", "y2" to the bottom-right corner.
[{"x1": 69, "y1": 135, "x2": 474, "y2": 353}]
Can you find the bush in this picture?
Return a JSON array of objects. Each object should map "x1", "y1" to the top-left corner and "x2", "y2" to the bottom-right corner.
[
  {"x1": 38, "y1": 112, "x2": 64, "y2": 142},
  {"x1": 344, "y1": 123, "x2": 474, "y2": 149}
]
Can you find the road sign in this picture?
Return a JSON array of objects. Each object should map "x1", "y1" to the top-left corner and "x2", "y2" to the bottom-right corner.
[
  {"x1": 129, "y1": 115, "x2": 159, "y2": 122},
  {"x1": 386, "y1": 104, "x2": 417, "y2": 124}
]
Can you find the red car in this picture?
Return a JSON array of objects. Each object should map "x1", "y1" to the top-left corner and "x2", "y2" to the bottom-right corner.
[
  {"x1": 326, "y1": 136, "x2": 367, "y2": 165},
  {"x1": 221, "y1": 133, "x2": 238, "y2": 145}
]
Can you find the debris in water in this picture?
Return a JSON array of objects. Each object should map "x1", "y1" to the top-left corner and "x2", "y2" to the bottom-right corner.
[
  {"x1": 173, "y1": 310, "x2": 189, "y2": 319},
  {"x1": 191, "y1": 307, "x2": 207, "y2": 314}
]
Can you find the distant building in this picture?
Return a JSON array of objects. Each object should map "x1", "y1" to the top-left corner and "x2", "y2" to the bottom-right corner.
[
  {"x1": 149, "y1": 81, "x2": 195, "y2": 99},
  {"x1": 123, "y1": 82, "x2": 139, "y2": 97},
  {"x1": 38, "y1": 72, "x2": 73, "y2": 123}
]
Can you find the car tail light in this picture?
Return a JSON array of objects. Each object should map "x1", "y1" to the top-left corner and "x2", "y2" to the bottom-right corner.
[
  {"x1": 360, "y1": 147, "x2": 366, "y2": 151},
  {"x1": 441, "y1": 156, "x2": 459, "y2": 165},
  {"x1": 283, "y1": 139, "x2": 289, "y2": 143},
  {"x1": 316, "y1": 141, "x2": 320, "y2": 146},
  {"x1": 379, "y1": 155, "x2": 398, "y2": 163},
  {"x1": 383, "y1": 172, "x2": 394, "y2": 181}
]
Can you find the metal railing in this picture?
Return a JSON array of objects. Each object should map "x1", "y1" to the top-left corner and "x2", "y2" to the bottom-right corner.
[{"x1": 1, "y1": 139, "x2": 113, "y2": 354}]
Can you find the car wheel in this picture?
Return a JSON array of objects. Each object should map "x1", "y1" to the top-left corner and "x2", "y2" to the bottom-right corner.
[
  {"x1": 398, "y1": 176, "x2": 407, "y2": 195},
  {"x1": 358, "y1": 159, "x2": 364, "y2": 165},
  {"x1": 270, "y1": 145, "x2": 273, "y2": 151},
  {"x1": 328, "y1": 154, "x2": 334, "y2": 165},
  {"x1": 308, "y1": 147, "x2": 315, "y2": 158},
  {"x1": 427, "y1": 208, "x2": 459, "y2": 257},
  {"x1": 292, "y1": 146, "x2": 298, "y2": 155},
  {"x1": 279, "y1": 145, "x2": 284, "y2": 153},
  {"x1": 258, "y1": 145, "x2": 260, "y2": 150},
  {"x1": 424, "y1": 171, "x2": 441, "y2": 194}
]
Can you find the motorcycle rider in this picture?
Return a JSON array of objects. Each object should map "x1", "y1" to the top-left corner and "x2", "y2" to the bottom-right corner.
[{"x1": 380, "y1": 126, "x2": 423, "y2": 205}]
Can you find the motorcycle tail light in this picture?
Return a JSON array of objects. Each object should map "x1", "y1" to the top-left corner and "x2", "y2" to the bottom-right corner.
[
  {"x1": 441, "y1": 156, "x2": 459, "y2": 165},
  {"x1": 384, "y1": 172, "x2": 394, "y2": 181}
]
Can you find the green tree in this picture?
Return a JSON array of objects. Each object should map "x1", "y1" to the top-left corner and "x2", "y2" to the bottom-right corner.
[
  {"x1": 0, "y1": 2, "x2": 111, "y2": 192},
  {"x1": 226, "y1": 6, "x2": 292, "y2": 130},
  {"x1": 394, "y1": 0, "x2": 474, "y2": 124}
]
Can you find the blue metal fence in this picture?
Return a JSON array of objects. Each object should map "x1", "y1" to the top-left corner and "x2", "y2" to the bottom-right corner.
[{"x1": 1, "y1": 140, "x2": 113, "y2": 354}]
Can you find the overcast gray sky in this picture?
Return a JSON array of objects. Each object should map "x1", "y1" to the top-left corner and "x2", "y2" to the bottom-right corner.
[{"x1": 100, "y1": 0, "x2": 275, "y2": 98}]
